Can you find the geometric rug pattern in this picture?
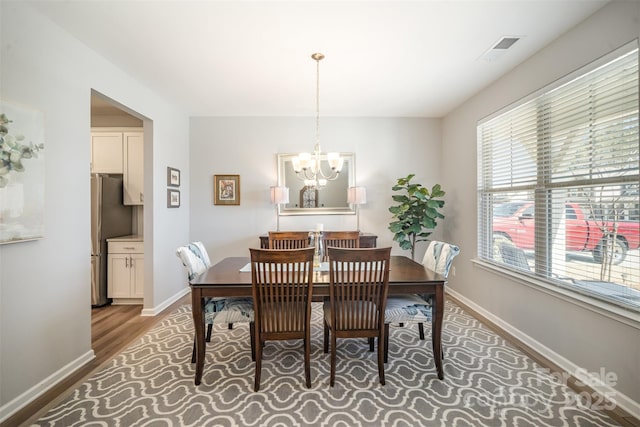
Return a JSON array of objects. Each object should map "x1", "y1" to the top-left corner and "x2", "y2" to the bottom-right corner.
[{"x1": 34, "y1": 301, "x2": 618, "y2": 426}]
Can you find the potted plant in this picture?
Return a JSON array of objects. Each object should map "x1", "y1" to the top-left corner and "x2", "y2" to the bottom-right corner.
[{"x1": 388, "y1": 174, "x2": 445, "y2": 260}]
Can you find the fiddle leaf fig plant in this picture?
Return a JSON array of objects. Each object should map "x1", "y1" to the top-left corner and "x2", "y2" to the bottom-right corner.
[{"x1": 388, "y1": 174, "x2": 445, "y2": 260}]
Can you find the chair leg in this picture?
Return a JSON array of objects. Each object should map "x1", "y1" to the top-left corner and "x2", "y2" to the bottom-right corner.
[
  {"x1": 399, "y1": 323, "x2": 404, "y2": 327},
  {"x1": 369, "y1": 337, "x2": 374, "y2": 352},
  {"x1": 228, "y1": 323, "x2": 233, "y2": 330},
  {"x1": 254, "y1": 333, "x2": 262, "y2": 392},
  {"x1": 206, "y1": 324, "x2": 213, "y2": 342},
  {"x1": 418, "y1": 323, "x2": 425, "y2": 340},
  {"x1": 378, "y1": 328, "x2": 386, "y2": 386},
  {"x1": 330, "y1": 332, "x2": 337, "y2": 387},
  {"x1": 323, "y1": 320, "x2": 329, "y2": 353},
  {"x1": 250, "y1": 321, "x2": 256, "y2": 362},
  {"x1": 384, "y1": 323, "x2": 390, "y2": 364},
  {"x1": 304, "y1": 331, "x2": 311, "y2": 388}
]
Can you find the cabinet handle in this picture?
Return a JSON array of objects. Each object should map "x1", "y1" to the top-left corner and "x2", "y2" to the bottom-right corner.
[
  {"x1": 124, "y1": 246, "x2": 135, "y2": 250},
  {"x1": 125, "y1": 257, "x2": 129, "y2": 268},
  {"x1": 140, "y1": 193, "x2": 143, "y2": 202},
  {"x1": 130, "y1": 256, "x2": 134, "y2": 267}
]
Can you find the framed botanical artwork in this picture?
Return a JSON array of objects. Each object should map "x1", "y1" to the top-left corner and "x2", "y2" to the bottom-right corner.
[
  {"x1": 167, "y1": 167, "x2": 180, "y2": 187},
  {"x1": 214, "y1": 174, "x2": 240, "y2": 205},
  {"x1": 0, "y1": 100, "x2": 45, "y2": 244},
  {"x1": 167, "y1": 189, "x2": 180, "y2": 208}
]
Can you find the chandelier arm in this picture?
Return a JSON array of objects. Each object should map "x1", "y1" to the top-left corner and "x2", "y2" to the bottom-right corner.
[
  {"x1": 316, "y1": 166, "x2": 340, "y2": 180},
  {"x1": 296, "y1": 169, "x2": 316, "y2": 180}
]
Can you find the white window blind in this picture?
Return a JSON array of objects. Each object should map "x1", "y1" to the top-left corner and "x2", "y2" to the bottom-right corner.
[{"x1": 478, "y1": 44, "x2": 640, "y2": 311}]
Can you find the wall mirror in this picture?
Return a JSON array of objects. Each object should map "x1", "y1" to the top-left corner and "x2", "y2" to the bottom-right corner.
[{"x1": 277, "y1": 152, "x2": 355, "y2": 215}]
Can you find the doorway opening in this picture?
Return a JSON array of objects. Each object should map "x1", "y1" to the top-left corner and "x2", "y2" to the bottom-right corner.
[{"x1": 90, "y1": 91, "x2": 148, "y2": 319}]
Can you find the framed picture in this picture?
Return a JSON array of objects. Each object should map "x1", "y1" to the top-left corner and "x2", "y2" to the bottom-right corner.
[
  {"x1": 1, "y1": 100, "x2": 45, "y2": 244},
  {"x1": 167, "y1": 189, "x2": 180, "y2": 208},
  {"x1": 167, "y1": 167, "x2": 180, "y2": 187},
  {"x1": 214, "y1": 174, "x2": 240, "y2": 205}
]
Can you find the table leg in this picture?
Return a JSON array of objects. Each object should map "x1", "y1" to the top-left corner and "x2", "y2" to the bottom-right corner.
[
  {"x1": 191, "y1": 288, "x2": 205, "y2": 385},
  {"x1": 432, "y1": 287, "x2": 445, "y2": 380}
]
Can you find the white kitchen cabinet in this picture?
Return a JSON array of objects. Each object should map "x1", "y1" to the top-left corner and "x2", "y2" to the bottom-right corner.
[
  {"x1": 91, "y1": 128, "x2": 143, "y2": 205},
  {"x1": 107, "y1": 239, "x2": 144, "y2": 304},
  {"x1": 91, "y1": 132, "x2": 123, "y2": 173},
  {"x1": 123, "y1": 132, "x2": 144, "y2": 205}
]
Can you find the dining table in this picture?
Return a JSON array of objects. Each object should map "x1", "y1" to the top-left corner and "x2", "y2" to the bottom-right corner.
[{"x1": 189, "y1": 255, "x2": 447, "y2": 385}]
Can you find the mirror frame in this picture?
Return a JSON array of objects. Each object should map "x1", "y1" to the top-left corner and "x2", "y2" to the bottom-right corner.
[{"x1": 277, "y1": 152, "x2": 356, "y2": 216}]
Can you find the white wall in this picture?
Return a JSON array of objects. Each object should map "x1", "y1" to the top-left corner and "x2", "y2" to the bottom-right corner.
[
  {"x1": 442, "y1": 0, "x2": 640, "y2": 415},
  {"x1": 189, "y1": 117, "x2": 442, "y2": 264},
  {"x1": 4, "y1": 0, "x2": 637, "y2": 421},
  {"x1": 0, "y1": 2, "x2": 190, "y2": 418}
]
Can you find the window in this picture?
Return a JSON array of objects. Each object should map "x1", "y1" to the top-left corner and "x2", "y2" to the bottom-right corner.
[{"x1": 478, "y1": 43, "x2": 640, "y2": 311}]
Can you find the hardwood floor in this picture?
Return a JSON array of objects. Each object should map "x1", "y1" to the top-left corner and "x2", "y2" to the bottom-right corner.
[{"x1": 3, "y1": 294, "x2": 190, "y2": 427}]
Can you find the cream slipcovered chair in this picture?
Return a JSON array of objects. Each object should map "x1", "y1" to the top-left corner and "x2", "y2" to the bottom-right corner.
[
  {"x1": 384, "y1": 241, "x2": 460, "y2": 362},
  {"x1": 176, "y1": 242, "x2": 254, "y2": 362}
]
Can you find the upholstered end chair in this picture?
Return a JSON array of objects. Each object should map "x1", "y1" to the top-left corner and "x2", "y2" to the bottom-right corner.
[
  {"x1": 385, "y1": 294, "x2": 433, "y2": 324},
  {"x1": 176, "y1": 242, "x2": 254, "y2": 362},
  {"x1": 383, "y1": 241, "x2": 460, "y2": 361},
  {"x1": 421, "y1": 241, "x2": 460, "y2": 284},
  {"x1": 203, "y1": 298, "x2": 255, "y2": 325}
]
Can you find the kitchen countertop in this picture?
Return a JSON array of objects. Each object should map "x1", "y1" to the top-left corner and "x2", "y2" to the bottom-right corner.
[{"x1": 107, "y1": 235, "x2": 143, "y2": 242}]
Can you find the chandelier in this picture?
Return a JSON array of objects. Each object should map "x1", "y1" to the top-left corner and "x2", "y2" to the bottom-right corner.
[{"x1": 292, "y1": 53, "x2": 344, "y2": 189}]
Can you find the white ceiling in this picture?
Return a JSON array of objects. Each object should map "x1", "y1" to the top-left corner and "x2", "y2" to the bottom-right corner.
[{"x1": 32, "y1": 1, "x2": 608, "y2": 118}]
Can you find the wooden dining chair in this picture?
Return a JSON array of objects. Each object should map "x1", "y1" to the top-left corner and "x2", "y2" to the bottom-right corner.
[
  {"x1": 323, "y1": 247, "x2": 391, "y2": 386},
  {"x1": 176, "y1": 242, "x2": 254, "y2": 363},
  {"x1": 268, "y1": 231, "x2": 311, "y2": 249},
  {"x1": 249, "y1": 247, "x2": 315, "y2": 392},
  {"x1": 321, "y1": 231, "x2": 359, "y2": 261}
]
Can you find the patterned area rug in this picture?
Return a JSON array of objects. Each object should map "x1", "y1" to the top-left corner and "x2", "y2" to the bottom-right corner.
[{"x1": 34, "y1": 301, "x2": 618, "y2": 426}]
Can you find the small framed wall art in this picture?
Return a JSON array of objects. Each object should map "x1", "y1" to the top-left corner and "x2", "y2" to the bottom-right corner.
[
  {"x1": 167, "y1": 167, "x2": 180, "y2": 187},
  {"x1": 214, "y1": 174, "x2": 240, "y2": 206},
  {"x1": 167, "y1": 189, "x2": 180, "y2": 208}
]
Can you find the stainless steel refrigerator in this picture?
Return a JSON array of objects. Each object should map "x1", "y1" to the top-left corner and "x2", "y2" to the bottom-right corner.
[{"x1": 91, "y1": 174, "x2": 133, "y2": 306}]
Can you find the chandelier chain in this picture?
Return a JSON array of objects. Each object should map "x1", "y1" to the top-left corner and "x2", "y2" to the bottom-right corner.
[{"x1": 316, "y1": 54, "x2": 320, "y2": 148}]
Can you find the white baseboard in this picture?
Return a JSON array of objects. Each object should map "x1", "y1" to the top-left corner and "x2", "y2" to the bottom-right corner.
[
  {"x1": 0, "y1": 350, "x2": 95, "y2": 424},
  {"x1": 446, "y1": 288, "x2": 640, "y2": 420},
  {"x1": 140, "y1": 286, "x2": 190, "y2": 317},
  {"x1": 0, "y1": 288, "x2": 190, "y2": 422}
]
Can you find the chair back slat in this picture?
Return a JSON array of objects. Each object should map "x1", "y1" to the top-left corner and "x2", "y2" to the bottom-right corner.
[{"x1": 268, "y1": 231, "x2": 311, "y2": 250}]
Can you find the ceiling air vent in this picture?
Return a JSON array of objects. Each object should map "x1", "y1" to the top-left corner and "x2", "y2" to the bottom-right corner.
[{"x1": 479, "y1": 36, "x2": 522, "y2": 62}]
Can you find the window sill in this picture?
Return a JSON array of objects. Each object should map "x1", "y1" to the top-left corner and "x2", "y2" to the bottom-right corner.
[{"x1": 471, "y1": 259, "x2": 640, "y2": 330}]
